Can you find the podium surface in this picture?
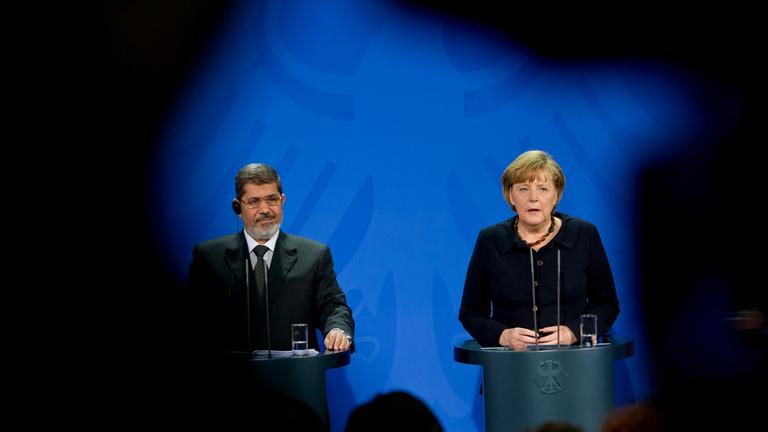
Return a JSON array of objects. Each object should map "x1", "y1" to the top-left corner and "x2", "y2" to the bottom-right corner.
[
  {"x1": 224, "y1": 350, "x2": 350, "y2": 425},
  {"x1": 455, "y1": 339, "x2": 633, "y2": 432}
]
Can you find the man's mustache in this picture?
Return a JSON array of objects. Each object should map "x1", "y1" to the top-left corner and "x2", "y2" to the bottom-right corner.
[{"x1": 255, "y1": 213, "x2": 276, "y2": 222}]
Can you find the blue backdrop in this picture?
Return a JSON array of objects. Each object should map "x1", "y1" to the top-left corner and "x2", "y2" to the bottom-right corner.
[{"x1": 147, "y1": 1, "x2": 738, "y2": 430}]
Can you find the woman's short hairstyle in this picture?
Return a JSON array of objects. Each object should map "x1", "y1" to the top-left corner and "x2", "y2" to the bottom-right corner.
[{"x1": 501, "y1": 150, "x2": 565, "y2": 211}]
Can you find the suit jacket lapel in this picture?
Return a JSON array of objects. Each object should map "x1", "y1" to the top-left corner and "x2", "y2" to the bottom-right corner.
[
  {"x1": 268, "y1": 231, "x2": 297, "y2": 306},
  {"x1": 224, "y1": 234, "x2": 249, "y2": 291}
]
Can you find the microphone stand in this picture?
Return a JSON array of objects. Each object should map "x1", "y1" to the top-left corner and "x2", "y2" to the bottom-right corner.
[
  {"x1": 245, "y1": 259, "x2": 252, "y2": 354},
  {"x1": 264, "y1": 265, "x2": 272, "y2": 359},
  {"x1": 529, "y1": 248, "x2": 539, "y2": 350},
  {"x1": 529, "y1": 247, "x2": 563, "y2": 350},
  {"x1": 556, "y1": 249, "x2": 561, "y2": 350}
]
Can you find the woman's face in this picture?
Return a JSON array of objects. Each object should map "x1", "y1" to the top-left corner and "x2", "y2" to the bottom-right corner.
[{"x1": 508, "y1": 173, "x2": 559, "y2": 227}]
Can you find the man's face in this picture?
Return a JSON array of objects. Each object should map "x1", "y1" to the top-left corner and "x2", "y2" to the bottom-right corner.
[{"x1": 239, "y1": 182, "x2": 285, "y2": 241}]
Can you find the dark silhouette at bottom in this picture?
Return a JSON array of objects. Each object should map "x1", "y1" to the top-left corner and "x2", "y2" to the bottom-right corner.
[{"x1": 345, "y1": 391, "x2": 443, "y2": 432}]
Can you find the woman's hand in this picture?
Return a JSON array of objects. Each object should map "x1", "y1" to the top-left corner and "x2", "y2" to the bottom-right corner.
[
  {"x1": 499, "y1": 327, "x2": 539, "y2": 351},
  {"x1": 537, "y1": 325, "x2": 576, "y2": 345}
]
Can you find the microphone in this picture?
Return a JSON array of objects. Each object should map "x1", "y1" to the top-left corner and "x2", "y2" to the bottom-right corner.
[
  {"x1": 529, "y1": 248, "x2": 539, "y2": 350},
  {"x1": 245, "y1": 259, "x2": 252, "y2": 354},
  {"x1": 556, "y1": 249, "x2": 561, "y2": 349},
  {"x1": 264, "y1": 259, "x2": 272, "y2": 360},
  {"x1": 529, "y1": 248, "x2": 563, "y2": 350}
]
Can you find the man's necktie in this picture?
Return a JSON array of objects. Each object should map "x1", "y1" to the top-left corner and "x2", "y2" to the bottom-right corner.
[{"x1": 253, "y1": 245, "x2": 269, "y2": 303}]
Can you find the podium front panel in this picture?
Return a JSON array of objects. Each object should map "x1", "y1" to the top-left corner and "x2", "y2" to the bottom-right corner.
[
  {"x1": 224, "y1": 350, "x2": 351, "y2": 426},
  {"x1": 454, "y1": 340, "x2": 633, "y2": 432}
]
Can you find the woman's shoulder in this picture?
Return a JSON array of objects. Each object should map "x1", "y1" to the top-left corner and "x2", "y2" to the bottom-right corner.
[
  {"x1": 474, "y1": 217, "x2": 520, "y2": 252},
  {"x1": 558, "y1": 213, "x2": 601, "y2": 244},
  {"x1": 479, "y1": 217, "x2": 516, "y2": 237},
  {"x1": 559, "y1": 213, "x2": 597, "y2": 230}
]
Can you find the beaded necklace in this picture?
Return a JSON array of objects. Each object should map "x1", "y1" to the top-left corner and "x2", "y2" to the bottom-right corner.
[{"x1": 514, "y1": 215, "x2": 556, "y2": 247}]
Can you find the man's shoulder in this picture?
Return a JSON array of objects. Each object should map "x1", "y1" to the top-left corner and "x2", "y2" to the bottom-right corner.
[
  {"x1": 279, "y1": 232, "x2": 328, "y2": 251},
  {"x1": 196, "y1": 233, "x2": 242, "y2": 251}
]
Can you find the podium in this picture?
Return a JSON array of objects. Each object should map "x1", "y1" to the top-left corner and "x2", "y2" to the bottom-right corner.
[
  {"x1": 454, "y1": 339, "x2": 633, "y2": 432},
  {"x1": 223, "y1": 350, "x2": 350, "y2": 426}
]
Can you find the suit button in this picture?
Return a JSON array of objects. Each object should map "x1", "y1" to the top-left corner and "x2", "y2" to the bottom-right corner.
[{"x1": 536, "y1": 260, "x2": 544, "y2": 266}]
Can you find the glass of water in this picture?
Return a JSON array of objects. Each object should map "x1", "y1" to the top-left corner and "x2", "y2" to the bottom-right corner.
[
  {"x1": 291, "y1": 323, "x2": 309, "y2": 355},
  {"x1": 580, "y1": 314, "x2": 597, "y2": 347}
]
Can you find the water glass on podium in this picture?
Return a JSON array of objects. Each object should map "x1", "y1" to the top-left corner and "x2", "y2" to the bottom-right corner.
[
  {"x1": 580, "y1": 314, "x2": 597, "y2": 347},
  {"x1": 292, "y1": 323, "x2": 309, "y2": 356}
]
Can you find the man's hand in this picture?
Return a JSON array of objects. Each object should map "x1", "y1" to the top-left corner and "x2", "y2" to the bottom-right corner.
[{"x1": 324, "y1": 328, "x2": 351, "y2": 351}]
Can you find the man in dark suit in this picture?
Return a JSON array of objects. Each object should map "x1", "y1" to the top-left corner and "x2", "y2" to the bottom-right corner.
[{"x1": 187, "y1": 163, "x2": 353, "y2": 353}]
